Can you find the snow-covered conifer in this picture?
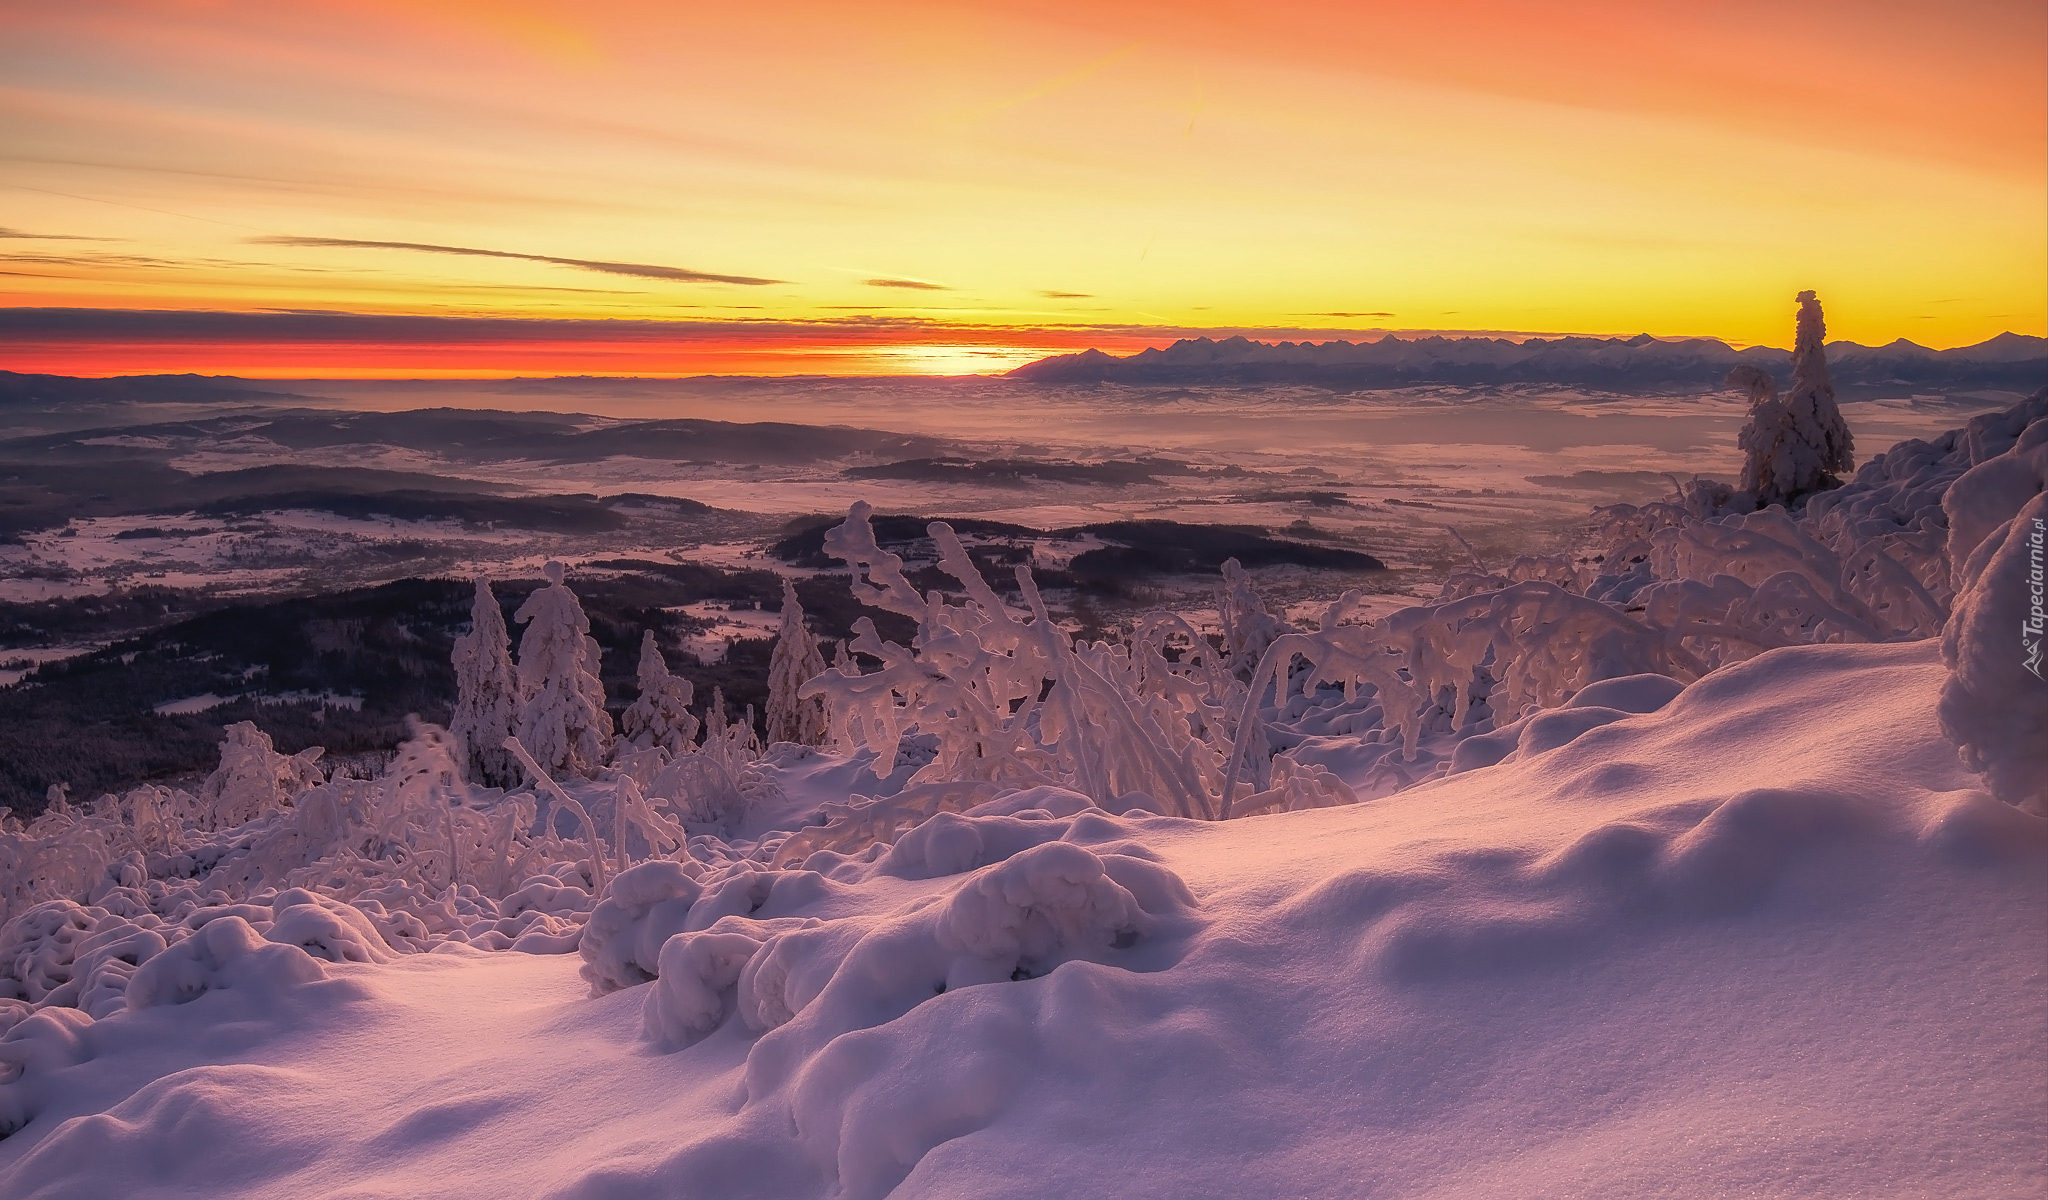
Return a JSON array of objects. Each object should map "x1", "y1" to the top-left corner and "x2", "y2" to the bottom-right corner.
[
  {"x1": 513, "y1": 561, "x2": 614, "y2": 777},
  {"x1": 450, "y1": 576, "x2": 521, "y2": 787},
  {"x1": 702, "y1": 685, "x2": 728, "y2": 751},
  {"x1": 1736, "y1": 291, "x2": 1854, "y2": 508},
  {"x1": 621, "y1": 631, "x2": 699, "y2": 754},
  {"x1": 765, "y1": 577, "x2": 829, "y2": 746}
]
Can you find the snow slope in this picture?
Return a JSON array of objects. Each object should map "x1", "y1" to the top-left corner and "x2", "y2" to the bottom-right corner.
[{"x1": 3, "y1": 638, "x2": 2041, "y2": 1199}]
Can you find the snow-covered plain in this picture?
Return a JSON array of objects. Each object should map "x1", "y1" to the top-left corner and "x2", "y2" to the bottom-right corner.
[
  {"x1": 1, "y1": 379, "x2": 2018, "y2": 605},
  {"x1": 1, "y1": 381, "x2": 2043, "y2": 1198}
]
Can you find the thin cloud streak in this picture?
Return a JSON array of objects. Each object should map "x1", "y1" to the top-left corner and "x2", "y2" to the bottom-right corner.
[
  {"x1": 863, "y1": 278, "x2": 950, "y2": 290},
  {"x1": 0, "y1": 227, "x2": 106, "y2": 241},
  {"x1": 251, "y1": 236, "x2": 785, "y2": 286},
  {"x1": 1, "y1": 252, "x2": 191, "y2": 269},
  {"x1": 0, "y1": 306, "x2": 1577, "y2": 346}
]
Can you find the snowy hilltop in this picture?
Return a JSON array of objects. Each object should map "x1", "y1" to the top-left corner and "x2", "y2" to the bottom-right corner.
[{"x1": 0, "y1": 298, "x2": 2043, "y2": 1197}]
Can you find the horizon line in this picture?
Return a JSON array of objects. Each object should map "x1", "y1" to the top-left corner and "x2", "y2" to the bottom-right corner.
[{"x1": 1, "y1": 306, "x2": 2039, "y2": 380}]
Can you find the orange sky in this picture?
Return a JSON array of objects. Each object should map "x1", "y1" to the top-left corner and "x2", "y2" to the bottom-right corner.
[{"x1": 1, "y1": 0, "x2": 2042, "y2": 377}]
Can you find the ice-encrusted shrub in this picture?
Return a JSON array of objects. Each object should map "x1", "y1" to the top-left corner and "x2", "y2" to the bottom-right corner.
[
  {"x1": 1, "y1": 799, "x2": 155, "y2": 927},
  {"x1": 800, "y1": 504, "x2": 1717, "y2": 826},
  {"x1": 1216, "y1": 556, "x2": 1285, "y2": 674},
  {"x1": 0, "y1": 716, "x2": 634, "y2": 1022},
  {"x1": 813, "y1": 513, "x2": 1629, "y2": 823},
  {"x1": 1552, "y1": 399, "x2": 2048, "y2": 667},
  {"x1": 199, "y1": 722, "x2": 324, "y2": 831},
  {"x1": 800, "y1": 502, "x2": 1252, "y2": 821},
  {"x1": 641, "y1": 687, "x2": 776, "y2": 831}
]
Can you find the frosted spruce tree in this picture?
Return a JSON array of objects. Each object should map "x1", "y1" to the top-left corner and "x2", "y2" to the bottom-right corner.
[
  {"x1": 513, "y1": 561, "x2": 614, "y2": 777},
  {"x1": 1734, "y1": 290, "x2": 1855, "y2": 509},
  {"x1": 621, "y1": 630, "x2": 700, "y2": 754},
  {"x1": 450, "y1": 576, "x2": 522, "y2": 787},
  {"x1": 765, "y1": 577, "x2": 829, "y2": 746}
]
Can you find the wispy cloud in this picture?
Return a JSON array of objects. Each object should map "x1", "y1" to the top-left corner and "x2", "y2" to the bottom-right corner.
[
  {"x1": 1, "y1": 251, "x2": 190, "y2": 269},
  {"x1": 1039, "y1": 290, "x2": 1092, "y2": 299},
  {"x1": 0, "y1": 227, "x2": 107, "y2": 241},
  {"x1": 0, "y1": 308, "x2": 1566, "y2": 346},
  {"x1": 1293, "y1": 311, "x2": 1396, "y2": 318},
  {"x1": 863, "y1": 277, "x2": 950, "y2": 291},
  {"x1": 250, "y1": 236, "x2": 785, "y2": 286}
]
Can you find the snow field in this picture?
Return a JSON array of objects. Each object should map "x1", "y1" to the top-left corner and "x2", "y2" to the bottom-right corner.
[{"x1": 1, "y1": 638, "x2": 2042, "y2": 1199}]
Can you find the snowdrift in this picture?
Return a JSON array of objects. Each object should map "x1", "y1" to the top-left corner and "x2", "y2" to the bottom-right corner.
[{"x1": 0, "y1": 637, "x2": 2041, "y2": 1199}]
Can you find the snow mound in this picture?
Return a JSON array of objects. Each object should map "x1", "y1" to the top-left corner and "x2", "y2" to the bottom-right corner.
[
  {"x1": 578, "y1": 858, "x2": 703, "y2": 994},
  {"x1": 125, "y1": 917, "x2": 326, "y2": 1011},
  {"x1": 1937, "y1": 391, "x2": 2048, "y2": 812}
]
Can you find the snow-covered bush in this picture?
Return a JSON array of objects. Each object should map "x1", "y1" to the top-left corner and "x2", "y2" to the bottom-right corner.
[
  {"x1": 450, "y1": 576, "x2": 522, "y2": 788},
  {"x1": 1216, "y1": 556, "x2": 1285, "y2": 673},
  {"x1": 513, "y1": 561, "x2": 613, "y2": 777},
  {"x1": 800, "y1": 504, "x2": 1251, "y2": 820},
  {"x1": 0, "y1": 716, "x2": 627, "y2": 1022},
  {"x1": 198, "y1": 722, "x2": 324, "y2": 830}
]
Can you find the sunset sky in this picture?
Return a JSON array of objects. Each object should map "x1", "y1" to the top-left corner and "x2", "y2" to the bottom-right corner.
[{"x1": 2, "y1": 0, "x2": 2042, "y2": 377}]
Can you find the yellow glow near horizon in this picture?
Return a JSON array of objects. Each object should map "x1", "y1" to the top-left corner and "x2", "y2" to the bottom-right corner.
[{"x1": 0, "y1": 0, "x2": 2042, "y2": 373}]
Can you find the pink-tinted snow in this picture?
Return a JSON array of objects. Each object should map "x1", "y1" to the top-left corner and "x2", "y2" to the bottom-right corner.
[{"x1": 2, "y1": 639, "x2": 2041, "y2": 1199}]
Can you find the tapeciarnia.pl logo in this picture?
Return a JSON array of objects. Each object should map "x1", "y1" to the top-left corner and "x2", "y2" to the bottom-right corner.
[{"x1": 2025, "y1": 516, "x2": 2045, "y2": 681}]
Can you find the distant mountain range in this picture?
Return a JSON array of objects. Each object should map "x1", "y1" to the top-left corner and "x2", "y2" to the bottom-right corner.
[{"x1": 1009, "y1": 332, "x2": 2048, "y2": 391}]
